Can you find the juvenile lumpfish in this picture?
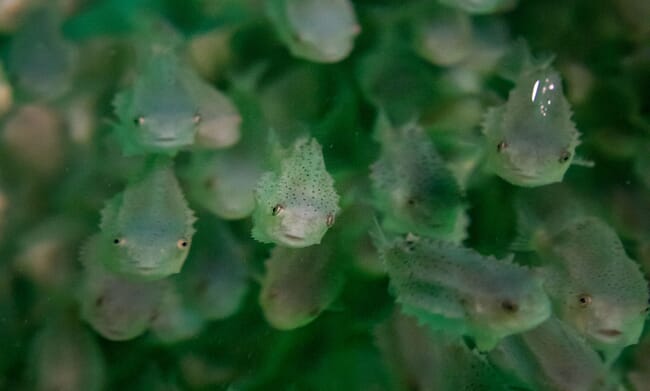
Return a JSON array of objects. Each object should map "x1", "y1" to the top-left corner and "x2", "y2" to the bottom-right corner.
[
  {"x1": 533, "y1": 216, "x2": 649, "y2": 362},
  {"x1": 79, "y1": 236, "x2": 167, "y2": 341},
  {"x1": 371, "y1": 116, "x2": 467, "y2": 242},
  {"x1": 113, "y1": 49, "x2": 200, "y2": 155},
  {"x1": 183, "y1": 72, "x2": 242, "y2": 149},
  {"x1": 489, "y1": 317, "x2": 615, "y2": 391},
  {"x1": 482, "y1": 46, "x2": 581, "y2": 187},
  {"x1": 266, "y1": 0, "x2": 360, "y2": 63},
  {"x1": 380, "y1": 235, "x2": 551, "y2": 350},
  {"x1": 375, "y1": 311, "x2": 509, "y2": 391},
  {"x1": 98, "y1": 158, "x2": 196, "y2": 280},
  {"x1": 412, "y1": 7, "x2": 473, "y2": 66},
  {"x1": 0, "y1": 62, "x2": 12, "y2": 117},
  {"x1": 180, "y1": 220, "x2": 249, "y2": 320},
  {"x1": 252, "y1": 137, "x2": 339, "y2": 248},
  {"x1": 150, "y1": 282, "x2": 205, "y2": 344},
  {"x1": 259, "y1": 243, "x2": 344, "y2": 330},
  {"x1": 185, "y1": 150, "x2": 264, "y2": 220},
  {"x1": 29, "y1": 318, "x2": 106, "y2": 391},
  {"x1": 8, "y1": 6, "x2": 77, "y2": 100}
]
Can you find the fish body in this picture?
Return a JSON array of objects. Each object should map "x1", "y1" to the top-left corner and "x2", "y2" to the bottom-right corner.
[
  {"x1": 79, "y1": 236, "x2": 168, "y2": 341},
  {"x1": 98, "y1": 159, "x2": 196, "y2": 280},
  {"x1": 259, "y1": 243, "x2": 343, "y2": 330},
  {"x1": 483, "y1": 49, "x2": 580, "y2": 187},
  {"x1": 381, "y1": 236, "x2": 551, "y2": 350},
  {"x1": 371, "y1": 117, "x2": 467, "y2": 242},
  {"x1": 536, "y1": 217, "x2": 649, "y2": 362},
  {"x1": 267, "y1": 0, "x2": 360, "y2": 63},
  {"x1": 252, "y1": 137, "x2": 339, "y2": 248},
  {"x1": 489, "y1": 317, "x2": 616, "y2": 391}
]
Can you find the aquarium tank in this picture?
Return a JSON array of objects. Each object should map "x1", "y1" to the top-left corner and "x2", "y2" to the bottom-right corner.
[{"x1": 0, "y1": 0, "x2": 649, "y2": 390}]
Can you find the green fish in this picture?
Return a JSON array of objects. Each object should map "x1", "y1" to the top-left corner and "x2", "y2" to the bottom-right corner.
[
  {"x1": 266, "y1": 0, "x2": 360, "y2": 63},
  {"x1": 98, "y1": 158, "x2": 196, "y2": 280},
  {"x1": 252, "y1": 137, "x2": 339, "y2": 248},
  {"x1": 380, "y1": 235, "x2": 551, "y2": 350}
]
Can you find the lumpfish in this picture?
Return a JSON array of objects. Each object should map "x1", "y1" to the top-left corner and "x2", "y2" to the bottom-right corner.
[
  {"x1": 8, "y1": 6, "x2": 77, "y2": 100},
  {"x1": 375, "y1": 311, "x2": 509, "y2": 391},
  {"x1": 259, "y1": 242, "x2": 344, "y2": 330},
  {"x1": 0, "y1": 62, "x2": 12, "y2": 117},
  {"x1": 79, "y1": 236, "x2": 167, "y2": 341},
  {"x1": 252, "y1": 137, "x2": 339, "y2": 248},
  {"x1": 13, "y1": 217, "x2": 85, "y2": 291},
  {"x1": 482, "y1": 43, "x2": 581, "y2": 187},
  {"x1": 533, "y1": 216, "x2": 649, "y2": 362},
  {"x1": 412, "y1": 7, "x2": 473, "y2": 66},
  {"x1": 185, "y1": 149, "x2": 264, "y2": 220},
  {"x1": 2, "y1": 104, "x2": 65, "y2": 178},
  {"x1": 112, "y1": 47, "x2": 200, "y2": 155},
  {"x1": 439, "y1": 0, "x2": 518, "y2": 14},
  {"x1": 380, "y1": 235, "x2": 551, "y2": 350},
  {"x1": 180, "y1": 220, "x2": 249, "y2": 320},
  {"x1": 266, "y1": 0, "x2": 360, "y2": 63},
  {"x1": 182, "y1": 72, "x2": 242, "y2": 150},
  {"x1": 150, "y1": 281, "x2": 205, "y2": 344},
  {"x1": 489, "y1": 317, "x2": 615, "y2": 391},
  {"x1": 98, "y1": 158, "x2": 196, "y2": 280},
  {"x1": 371, "y1": 116, "x2": 467, "y2": 242},
  {"x1": 357, "y1": 41, "x2": 439, "y2": 126},
  {"x1": 29, "y1": 317, "x2": 106, "y2": 391}
]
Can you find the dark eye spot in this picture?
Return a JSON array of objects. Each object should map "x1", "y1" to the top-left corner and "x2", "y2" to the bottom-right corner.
[
  {"x1": 176, "y1": 239, "x2": 189, "y2": 249},
  {"x1": 113, "y1": 238, "x2": 125, "y2": 246},
  {"x1": 204, "y1": 178, "x2": 216, "y2": 189},
  {"x1": 272, "y1": 204, "x2": 284, "y2": 216},
  {"x1": 407, "y1": 198, "x2": 416, "y2": 206},
  {"x1": 133, "y1": 116, "x2": 145, "y2": 126},
  {"x1": 501, "y1": 300, "x2": 519, "y2": 313},
  {"x1": 559, "y1": 151, "x2": 571, "y2": 163},
  {"x1": 95, "y1": 296, "x2": 104, "y2": 307},
  {"x1": 578, "y1": 294, "x2": 592, "y2": 307},
  {"x1": 497, "y1": 141, "x2": 508, "y2": 152}
]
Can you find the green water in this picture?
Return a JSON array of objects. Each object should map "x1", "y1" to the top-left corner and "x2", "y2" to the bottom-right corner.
[{"x1": 0, "y1": 0, "x2": 649, "y2": 390}]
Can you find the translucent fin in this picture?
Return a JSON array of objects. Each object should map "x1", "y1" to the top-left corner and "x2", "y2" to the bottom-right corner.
[
  {"x1": 497, "y1": 38, "x2": 555, "y2": 82},
  {"x1": 572, "y1": 155, "x2": 595, "y2": 167}
]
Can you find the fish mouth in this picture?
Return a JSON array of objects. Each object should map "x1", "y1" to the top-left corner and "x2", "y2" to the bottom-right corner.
[
  {"x1": 598, "y1": 329, "x2": 622, "y2": 337},
  {"x1": 284, "y1": 233, "x2": 305, "y2": 241},
  {"x1": 280, "y1": 233, "x2": 307, "y2": 246}
]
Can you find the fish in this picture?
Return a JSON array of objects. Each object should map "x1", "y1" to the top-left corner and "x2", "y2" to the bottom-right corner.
[
  {"x1": 266, "y1": 0, "x2": 360, "y2": 63},
  {"x1": 98, "y1": 158, "x2": 196, "y2": 280},
  {"x1": 252, "y1": 137, "x2": 339, "y2": 248},
  {"x1": 380, "y1": 234, "x2": 551, "y2": 350}
]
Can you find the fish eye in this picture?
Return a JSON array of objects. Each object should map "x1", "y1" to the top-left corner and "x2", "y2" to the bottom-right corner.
[
  {"x1": 192, "y1": 113, "x2": 201, "y2": 124},
  {"x1": 497, "y1": 141, "x2": 508, "y2": 152},
  {"x1": 326, "y1": 213, "x2": 335, "y2": 227},
  {"x1": 578, "y1": 294, "x2": 592, "y2": 307},
  {"x1": 113, "y1": 238, "x2": 126, "y2": 246},
  {"x1": 501, "y1": 300, "x2": 519, "y2": 313},
  {"x1": 176, "y1": 239, "x2": 189, "y2": 249},
  {"x1": 272, "y1": 204, "x2": 284, "y2": 216},
  {"x1": 95, "y1": 295, "x2": 104, "y2": 307},
  {"x1": 204, "y1": 178, "x2": 216, "y2": 189},
  {"x1": 559, "y1": 151, "x2": 571, "y2": 163},
  {"x1": 133, "y1": 116, "x2": 145, "y2": 126}
]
